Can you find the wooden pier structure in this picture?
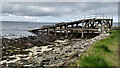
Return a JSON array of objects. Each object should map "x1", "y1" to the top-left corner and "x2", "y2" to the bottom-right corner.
[{"x1": 29, "y1": 15, "x2": 113, "y2": 38}]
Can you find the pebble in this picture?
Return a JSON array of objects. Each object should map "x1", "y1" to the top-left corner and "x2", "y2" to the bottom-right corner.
[{"x1": 1, "y1": 33, "x2": 110, "y2": 66}]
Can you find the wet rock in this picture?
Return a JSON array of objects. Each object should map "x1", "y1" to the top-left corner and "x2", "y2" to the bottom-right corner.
[
  {"x1": 65, "y1": 49, "x2": 72, "y2": 53},
  {"x1": 37, "y1": 50, "x2": 41, "y2": 52},
  {"x1": 9, "y1": 57, "x2": 16, "y2": 60},
  {"x1": 41, "y1": 58, "x2": 51, "y2": 65},
  {"x1": 37, "y1": 53, "x2": 42, "y2": 57},
  {"x1": 7, "y1": 63, "x2": 17, "y2": 67},
  {"x1": 2, "y1": 57, "x2": 7, "y2": 60},
  {"x1": 1, "y1": 32, "x2": 110, "y2": 66},
  {"x1": 19, "y1": 55, "x2": 28, "y2": 58},
  {"x1": 48, "y1": 45, "x2": 53, "y2": 48}
]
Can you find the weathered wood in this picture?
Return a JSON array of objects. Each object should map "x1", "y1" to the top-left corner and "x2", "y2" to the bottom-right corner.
[{"x1": 29, "y1": 18, "x2": 113, "y2": 38}]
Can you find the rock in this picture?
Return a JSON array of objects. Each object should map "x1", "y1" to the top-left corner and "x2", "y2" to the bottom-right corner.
[
  {"x1": 48, "y1": 45, "x2": 53, "y2": 48},
  {"x1": 24, "y1": 64, "x2": 32, "y2": 67},
  {"x1": 55, "y1": 39, "x2": 68, "y2": 43},
  {"x1": 65, "y1": 49, "x2": 72, "y2": 53},
  {"x1": 37, "y1": 53, "x2": 42, "y2": 57},
  {"x1": 79, "y1": 46, "x2": 84, "y2": 49},
  {"x1": 28, "y1": 52, "x2": 33, "y2": 57},
  {"x1": 2, "y1": 56, "x2": 7, "y2": 60},
  {"x1": 41, "y1": 59, "x2": 51, "y2": 65},
  {"x1": 7, "y1": 63, "x2": 17, "y2": 67},
  {"x1": 79, "y1": 49, "x2": 85, "y2": 52},
  {"x1": 2, "y1": 31, "x2": 110, "y2": 66},
  {"x1": 7, "y1": 57, "x2": 20, "y2": 64},
  {"x1": 9, "y1": 57, "x2": 16, "y2": 60},
  {"x1": 19, "y1": 55, "x2": 28, "y2": 58},
  {"x1": 105, "y1": 33, "x2": 110, "y2": 36},
  {"x1": 62, "y1": 42, "x2": 69, "y2": 46},
  {"x1": 37, "y1": 50, "x2": 41, "y2": 52},
  {"x1": 78, "y1": 54, "x2": 81, "y2": 57},
  {"x1": 83, "y1": 43, "x2": 89, "y2": 47},
  {"x1": 42, "y1": 59, "x2": 50, "y2": 62},
  {"x1": 55, "y1": 51, "x2": 60, "y2": 54},
  {"x1": 0, "y1": 60, "x2": 7, "y2": 65}
]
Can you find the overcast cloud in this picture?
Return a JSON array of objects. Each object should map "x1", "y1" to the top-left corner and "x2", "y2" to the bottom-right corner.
[{"x1": 1, "y1": 2, "x2": 118, "y2": 22}]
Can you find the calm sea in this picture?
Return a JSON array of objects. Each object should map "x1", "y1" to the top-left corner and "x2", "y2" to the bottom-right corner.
[
  {"x1": 1, "y1": 21, "x2": 119, "y2": 39},
  {"x1": 1, "y1": 22, "x2": 55, "y2": 39}
]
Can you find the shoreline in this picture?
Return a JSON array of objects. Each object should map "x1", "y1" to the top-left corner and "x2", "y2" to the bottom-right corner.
[
  {"x1": 1, "y1": 32, "x2": 110, "y2": 67},
  {"x1": 1, "y1": 32, "x2": 36, "y2": 39}
]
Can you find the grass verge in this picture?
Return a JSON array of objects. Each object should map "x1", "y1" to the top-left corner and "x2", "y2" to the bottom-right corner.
[{"x1": 75, "y1": 30, "x2": 118, "y2": 66}]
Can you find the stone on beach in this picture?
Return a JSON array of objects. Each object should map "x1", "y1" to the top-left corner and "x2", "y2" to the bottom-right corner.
[{"x1": 1, "y1": 32, "x2": 110, "y2": 66}]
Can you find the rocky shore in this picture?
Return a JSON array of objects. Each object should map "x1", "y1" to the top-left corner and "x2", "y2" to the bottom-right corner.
[{"x1": 0, "y1": 33, "x2": 110, "y2": 67}]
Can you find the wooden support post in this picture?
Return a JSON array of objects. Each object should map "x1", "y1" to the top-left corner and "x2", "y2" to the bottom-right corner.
[
  {"x1": 71, "y1": 30, "x2": 73, "y2": 38},
  {"x1": 72, "y1": 24, "x2": 74, "y2": 37},
  {"x1": 88, "y1": 20, "x2": 91, "y2": 29},
  {"x1": 108, "y1": 20, "x2": 111, "y2": 29},
  {"x1": 72, "y1": 24, "x2": 73, "y2": 28},
  {"x1": 54, "y1": 27, "x2": 56, "y2": 35},
  {"x1": 106, "y1": 20, "x2": 109, "y2": 31},
  {"x1": 81, "y1": 30, "x2": 84, "y2": 38},
  {"x1": 46, "y1": 28, "x2": 48, "y2": 35},
  {"x1": 66, "y1": 30, "x2": 68, "y2": 37},
  {"x1": 64, "y1": 24, "x2": 66, "y2": 36},
  {"x1": 76, "y1": 24, "x2": 78, "y2": 37},
  {"x1": 48, "y1": 28, "x2": 50, "y2": 35},
  {"x1": 42, "y1": 29, "x2": 43, "y2": 34},
  {"x1": 94, "y1": 19, "x2": 101, "y2": 34},
  {"x1": 87, "y1": 30, "x2": 89, "y2": 38},
  {"x1": 81, "y1": 20, "x2": 84, "y2": 38},
  {"x1": 92, "y1": 30, "x2": 94, "y2": 34},
  {"x1": 76, "y1": 24, "x2": 78, "y2": 28},
  {"x1": 101, "y1": 19, "x2": 104, "y2": 33},
  {"x1": 60, "y1": 26, "x2": 62, "y2": 36},
  {"x1": 66, "y1": 24, "x2": 68, "y2": 37},
  {"x1": 111, "y1": 19, "x2": 113, "y2": 29}
]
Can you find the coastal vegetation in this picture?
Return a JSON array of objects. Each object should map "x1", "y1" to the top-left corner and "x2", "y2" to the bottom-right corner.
[
  {"x1": 1, "y1": 30, "x2": 119, "y2": 67},
  {"x1": 75, "y1": 30, "x2": 118, "y2": 66}
]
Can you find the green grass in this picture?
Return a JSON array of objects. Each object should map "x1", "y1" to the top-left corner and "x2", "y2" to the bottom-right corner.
[{"x1": 75, "y1": 30, "x2": 118, "y2": 66}]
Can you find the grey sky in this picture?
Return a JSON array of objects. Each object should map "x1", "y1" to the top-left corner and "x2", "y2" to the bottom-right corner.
[
  {"x1": 2, "y1": 0, "x2": 119, "y2": 2},
  {"x1": 1, "y1": 2, "x2": 118, "y2": 22}
]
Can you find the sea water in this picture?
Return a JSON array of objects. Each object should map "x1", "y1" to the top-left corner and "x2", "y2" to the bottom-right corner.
[{"x1": 1, "y1": 21, "x2": 55, "y2": 39}]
